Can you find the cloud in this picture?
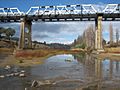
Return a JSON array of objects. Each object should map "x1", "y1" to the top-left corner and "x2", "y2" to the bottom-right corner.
[
  {"x1": 33, "y1": 34, "x2": 49, "y2": 39},
  {"x1": 32, "y1": 22, "x2": 62, "y2": 34},
  {"x1": 0, "y1": 21, "x2": 120, "y2": 44}
]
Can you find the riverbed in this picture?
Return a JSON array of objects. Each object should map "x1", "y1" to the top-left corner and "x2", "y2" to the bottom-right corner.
[{"x1": 0, "y1": 53, "x2": 120, "y2": 90}]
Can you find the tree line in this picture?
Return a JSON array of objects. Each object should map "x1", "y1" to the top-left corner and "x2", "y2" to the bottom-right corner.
[
  {"x1": 71, "y1": 24, "x2": 95, "y2": 50},
  {"x1": 109, "y1": 23, "x2": 120, "y2": 47},
  {"x1": 72, "y1": 23, "x2": 120, "y2": 50}
]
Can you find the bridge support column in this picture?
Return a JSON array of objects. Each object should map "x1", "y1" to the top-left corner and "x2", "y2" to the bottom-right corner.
[
  {"x1": 95, "y1": 59, "x2": 102, "y2": 79},
  {"x1": 95, "y1": 14, "x2": 104, "y2": 51},
  {"x1": 19, "y1": 18, "x2": 32, "y2": 49},
  {"x1": 95, "y1": 59, "x2": 102, "y2": 90},
  {"x1": 109, "y1": 60, "x2": 113, "y2": 79}
]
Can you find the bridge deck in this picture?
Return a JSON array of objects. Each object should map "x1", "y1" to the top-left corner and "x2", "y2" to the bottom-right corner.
[{"x1": 0, "y1": 13, "x2": 120, "y2": 22}]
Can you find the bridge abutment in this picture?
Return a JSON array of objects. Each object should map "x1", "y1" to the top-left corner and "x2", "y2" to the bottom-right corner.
[
  {"x1": 95, "y1": 14, "x2": 104, "y2": 51},
  {"x1": 19, "y1": 18, "x2": 32, "y2": 49}
]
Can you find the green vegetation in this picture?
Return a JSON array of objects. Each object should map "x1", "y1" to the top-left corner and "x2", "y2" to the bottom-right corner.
[
  {"x1": 0, "y1": 27, "x2": 16, "y2": 40},
  {"x1": 74, "y1": 43, "x2": 86, "y2": 49},
  {"x1": 71, "y1": 25, "x2": 95, "y2": 51}
]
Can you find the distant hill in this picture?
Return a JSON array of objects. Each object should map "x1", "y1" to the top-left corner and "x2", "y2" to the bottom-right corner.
[
  {"x1": 47, "y1": 43, "x2": 70, "y2": 49},
  {"x1": 32, "y1": 41, "x2": 70, "y2": 50},
  {"x1": 0, "y1": 38, "x2": 70, "y2": 50}
]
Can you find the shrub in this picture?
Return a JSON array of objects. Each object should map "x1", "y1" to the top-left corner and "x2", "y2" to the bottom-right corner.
[{"x1": 75, "y1": 43, "x2": 86, "y2": 49}]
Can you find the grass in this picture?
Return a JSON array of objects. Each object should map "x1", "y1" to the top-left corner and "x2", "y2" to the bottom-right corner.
[
  {"x1": 0, "y1": 48, "x2": 14, "y2": 54},
  {"x1": 0, "y1": 47, "x2": 120, "y2": 67},
  {"x1": 104, "y1": 47, "x2": 120, "y2": 53},
  {"x1": 97, "y1": 47, "x2": 120, "y2": 60},
  {"x1": 15, "y1": 49, "x2": 79, "y2": 59},
  {"x1": 0, "y1": 49, "x2": 79, "y2": 67}
]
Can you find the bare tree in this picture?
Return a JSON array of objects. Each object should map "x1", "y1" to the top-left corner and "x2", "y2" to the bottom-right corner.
[
  {"x1": 116, "y1": 29, "x2": 119, "y2": 46},
  {"x1": 109, "y1": 23, "x2": 113, "y2": 46},
  {"x1": 72, "y1": 24, "x2": 95, "y2": 49}
]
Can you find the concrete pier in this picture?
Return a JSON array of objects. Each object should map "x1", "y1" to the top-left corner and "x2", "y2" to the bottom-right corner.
[{"x1": 19, "y1": 18, "x2": 32, "y2": 49}]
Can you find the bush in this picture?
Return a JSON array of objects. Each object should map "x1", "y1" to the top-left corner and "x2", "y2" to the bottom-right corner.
[{"x1": 75, "y1": 43, "x2": 86, "y2": 49}]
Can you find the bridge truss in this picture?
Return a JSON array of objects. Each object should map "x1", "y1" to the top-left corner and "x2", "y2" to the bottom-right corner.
[{"x1": 0, "y1": 4, "x2": 119, "y2": 16}]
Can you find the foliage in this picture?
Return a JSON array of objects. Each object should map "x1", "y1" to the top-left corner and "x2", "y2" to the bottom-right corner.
[
  {"x1": 75, "y1": 43, "x2": 86, "y2": 49},
  {"x1": 0, "y1": 27, "x2": 15, "y2": 40},
  {"x1": 72, "y1": 25, "x2": 95, "y2": 50}
]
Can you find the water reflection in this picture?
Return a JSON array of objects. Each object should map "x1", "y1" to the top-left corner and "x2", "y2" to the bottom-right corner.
[
  {"x1": 29, "y1": 53, "x2": 120, "y2": 90},
  {"x1": 74, "y1": 54, "x2": 120, "y2": 90},
  {"x1": 0, "y1": 53, "x2": 120, "y2": 90}
]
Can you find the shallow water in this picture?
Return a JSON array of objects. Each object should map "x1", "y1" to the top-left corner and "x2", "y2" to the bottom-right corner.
[{"x1": 0, "y1": 53, "x2": 120, "y2": 90}]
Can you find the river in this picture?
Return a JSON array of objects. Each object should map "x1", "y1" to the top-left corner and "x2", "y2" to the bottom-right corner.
[{"x1": 0, "y1": 53, "x2": 120, "y2": 90}]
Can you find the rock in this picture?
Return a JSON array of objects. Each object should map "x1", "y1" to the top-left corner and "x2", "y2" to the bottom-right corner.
[
  {"x1": 4, "y1": 65, "x2": 11, "y2": 70},
  {"x1": 65, "y1": 59, "x2": 73, "y2": 62},
  {"x1": 31, "y1": 80, "x2": 54, "y2": 87},
  {"x1": 20, "y1": 70, "x2": 25, "y2": 73},
  {"x1": 44, "y1": 80, "x2": 51, "y2": 85},
  {"x1": 14, "y1": 72, "x2": 19, "y2": 76},
  {"x1": 31, "y1": 80, "x2": 39, "y2": 87},
  {"x1": 19, "y1": 73, "x2": 25, "y2": 77},
  {"x1": 0, "y1": 75, "x2": 5, "y2": 78},
  {"x1": 6, "y1": 74, "x2": 11, "y2": 77},
  {"x1": 9, "y1": 73, "x2": 14, "y2": 76}
]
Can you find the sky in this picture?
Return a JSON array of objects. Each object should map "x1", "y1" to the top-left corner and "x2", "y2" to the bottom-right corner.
[{"x1": 0, "y1": 0, "x2": 120, "y2": 44}]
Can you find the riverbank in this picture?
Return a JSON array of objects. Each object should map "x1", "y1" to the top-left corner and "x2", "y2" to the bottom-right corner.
[
  {"x1": 97, "y1": 47, "x2": 120, "y2": 60},
  {"x1": 0, "y1": 48, "x2": 80, "y2": 67},
  {"x1": 97, "y1": 52, "x2": 120, "y2": 60},
  {"x1": 0, "y1": 47, "x2": 120, "y2": 67}
]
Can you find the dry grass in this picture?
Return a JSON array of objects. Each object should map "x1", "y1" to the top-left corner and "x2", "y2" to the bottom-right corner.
[
  {"x1": 15, "y1": 49, "x2": 79, "y2": 59},
  {"x1": 0, "y1": 48, "x2": 80, "y2": 67},
  {"x1": 0, "y1": 48, "x2": 14, "y2": 54},
  {"x1": 98, "y1": 47, "x2": 120, "y2": 60},
  {"x1": 104, "y1": 47, "x2": 120, "y2": 53}
]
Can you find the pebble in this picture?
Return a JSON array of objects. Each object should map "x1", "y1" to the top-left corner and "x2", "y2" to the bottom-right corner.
[
  {"x1": 19, "y1": 73, "x2": 25, "y2": 77},
  {"x1": 1, "y1": 67, "x2": 26, "y2": 78},
  {"x1": 0, "y1": 75, "x2": 5, "y2": 78},
  {"x1": 6, "y1": 74, "x2": 11, "y2": 77},
  {"x1": 31, "y1": 80, "x2": 53, "y2": 87},
  {"x1": 21, "y1": 70, "x2": 25, "y2": 73},
  {"x1": 4, "y1": 65, "x2": 11, "y2": 70},
  {"x1": 14, "y1": 72, "x2": 19, "y2": 76},
  {"x1": 10, "y1": 73, "x2": 14, "y2": 76}
]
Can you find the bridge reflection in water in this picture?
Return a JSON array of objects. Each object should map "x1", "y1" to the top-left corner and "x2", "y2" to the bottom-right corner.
[{"x1": 74, "y1": 54, "x2": 120, "y2": 90}]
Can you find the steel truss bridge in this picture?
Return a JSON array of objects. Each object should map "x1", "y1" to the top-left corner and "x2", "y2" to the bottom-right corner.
[
  {"x1": 0, "y1": 4, "x2": 120, "y2": 50},
  {"x1": 0, "y1": 4, "x2": 120, "y2": 21}
]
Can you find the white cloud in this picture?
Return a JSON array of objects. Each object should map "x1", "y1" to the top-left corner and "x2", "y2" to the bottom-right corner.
[{"x1": 0, "y1": 21, "x2": 120, "y2": 44}]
